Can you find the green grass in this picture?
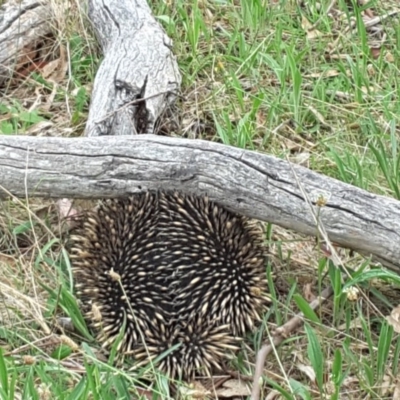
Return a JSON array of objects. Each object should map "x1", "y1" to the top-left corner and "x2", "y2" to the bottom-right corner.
[{"x1": 1, "y1": 0, "x2": 400, "y2": 398}]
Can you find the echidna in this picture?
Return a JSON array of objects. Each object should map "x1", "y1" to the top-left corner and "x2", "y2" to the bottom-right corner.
[
  {"x1": 70, "y1": 191, "x2": 269, "y2": 380},
  {"x1": 133, "y1": 315, "x2": 240, "y2": 379}
]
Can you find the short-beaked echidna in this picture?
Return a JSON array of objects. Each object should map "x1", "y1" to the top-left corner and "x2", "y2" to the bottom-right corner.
[{"x1": 70, "y1": 191, "x2": 270, "y2": 380}]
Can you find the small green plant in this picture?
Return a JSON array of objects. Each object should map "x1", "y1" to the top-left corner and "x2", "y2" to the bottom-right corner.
[
  {"x1": 0, "y1": 102, "x2": 46, "y2": 134},
  {"x1": 0, "y1": 349, "x2": 17, "y2": 400},
  {"x1": 71, "y1": 87, "x2": 90, "y2": 125},
  {"x1": 304, "y1": 323, "x2": 325, "y2": 394},
  {"x1": 369, "y1": 135, "x2": 400, "y2": 199},
  {"x1": 331, "y1": 349, "x2": 345, "y2": 400}
]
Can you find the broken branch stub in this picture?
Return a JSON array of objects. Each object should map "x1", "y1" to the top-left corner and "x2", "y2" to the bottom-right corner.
[
  {"x1": 0, "y1": 134, "x2": 400, "y2": 273},
  {"x1": 85, "y1": 0, "x2": 182, "y2": 137}
]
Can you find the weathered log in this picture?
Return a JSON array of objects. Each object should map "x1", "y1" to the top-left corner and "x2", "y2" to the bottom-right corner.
[
  {"x1": 0, "y1": 0, "x2": 53, "y2": 86},
  {"x1": 85, "y1": 0, "x2": 182, "y2": 137},
  {"x1": 1, "y1": 134, "x2": 399, "y2": 272}
]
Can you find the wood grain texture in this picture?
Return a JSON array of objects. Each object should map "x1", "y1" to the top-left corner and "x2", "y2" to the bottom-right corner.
[
  {"x1": 85, "y1": 0, "x2": 182, "y2": 136},
  {"x1": 1, "y1": 134, "x2": 399, "y2": 272},
  {"x1": 0, "y1": 0, "x2": 53, "y2": 85}
]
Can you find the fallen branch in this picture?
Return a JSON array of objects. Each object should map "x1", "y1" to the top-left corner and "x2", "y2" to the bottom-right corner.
[
  {"x1": 0, "y1": 0, "x2": 54, "y2": 86},
  {"x1": 0, "y1": 134, "x2": 400, "y2": 272},
  {"x1": 85, "y1": 0, "x2": 182, "y2": 136}
]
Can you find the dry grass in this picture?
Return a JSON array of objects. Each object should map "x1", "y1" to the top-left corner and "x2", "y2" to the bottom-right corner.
[{"x1": 1, "y1": 0, "x2": 400, "y2": 398}]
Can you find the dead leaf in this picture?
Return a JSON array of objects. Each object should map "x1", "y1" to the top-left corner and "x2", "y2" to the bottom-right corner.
[
  {"x1": 0, "y1": 253, "x2": 17, "y2": 267},
  {"x1": 41, "y1": 59, "x2": 60, "y2": 79},
  {"x1": 370, "y1": 47, "x2": 381, "y2": 59},
  {"x1": 366, "y1": 64, "x2": 375, "y2": 77},
  {"x1": 306, "y1": 70, "x2": 341, "y2": 79},
  {"x1": 265, "y1": 390, "x2": 282, "y2": 400},
  {"x1": 338, "y1": 317, "x2": 363, "y2": 331},
  {"x1": 17, "y1": 45, "x2": 38, "y2": 70},
  {"x1": 215, "y1": 379, "x2": 251, "y2": 397},
  {"x1": 291, "y1": 152, "x2": 310, "y2": 167},
  {"x1": 303, "y1": 283, "x2": 316, "y2": 302},
  {"x1": 40, "y1": 45, "x2": 68, "y2": 83},
  {"x1": 343, "y1": 376, "x2": 360, "y2": 387},
  {"x1": 301, "y1": 16, "x2": 324, "y2": 40},
  {"x1": 26, "y1": 121, "x2": 54, "y2": 135},
  {"x1": 40, "y1": 82, "x2": 58, "y2": 112},
  {"x1": 256, "y1": 109, "x2": 266, "y2": 127},
  {"x1": 386, "y1": 305, "x2": 400, "y2": 333},
  {"x1": 307, "y1": 105, "x2": 330, "y2": 128},
  {"x1": 385, "y1": 52, "x2": 395, "y2": 63},
  {"x1": 319, "y1": 242, "x2": 338, "y2": 258},
  {"x1": 380, "y1": 375, "x2": 392, "y2": 397},
  {"x1": 324, "y1": 380, "x2": 335, "y2": 396},
  {"x1": 393, "y1": 380, "x2": 400, "y2": 400},
  {"x1": 136, "y1": 388, "x2": 154, "y2": 400},
  {"x1": 296, "y1": 363, "x2": 316, "y2": 383},
  {"x1": 57, "y1": 199, "x2": 78, "y2": 220},
  {"x1": 306, "y1": 29, "x2": 324, "y2": 40},
  {"x1": 179, "y1": 381, "x2": 210, "y2": 398}
]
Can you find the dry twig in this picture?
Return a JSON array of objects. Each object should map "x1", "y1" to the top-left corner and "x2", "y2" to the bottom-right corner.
[{"x1": 250, "y1": 285, "x2": 334, "y2": 400}]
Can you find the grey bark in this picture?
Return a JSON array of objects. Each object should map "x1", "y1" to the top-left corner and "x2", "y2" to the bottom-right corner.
[
  {"x1": 85, "y1": 0, "x2": 182, "y2": 137},
  {"x1": 0, "y1": 0, "x2": 53, "y2": 86},
  {"x1": 1, "y1": 134, "x2": 399, "y2": 273}
]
